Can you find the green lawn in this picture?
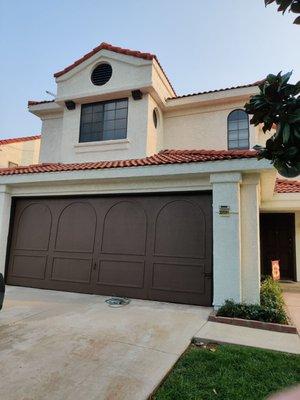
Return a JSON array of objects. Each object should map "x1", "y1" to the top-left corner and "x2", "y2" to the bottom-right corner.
[{"x1": 152, "y1": 344, "x2": 300, "y2": 400}]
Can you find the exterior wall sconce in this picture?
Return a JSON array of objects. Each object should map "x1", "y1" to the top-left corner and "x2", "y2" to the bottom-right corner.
[
  {"x1": 65, "y1": 100, "x2": 76, "y2": 110},
  {"x1": 131, "y1": 90, "x2": 143, "y2": 100}
]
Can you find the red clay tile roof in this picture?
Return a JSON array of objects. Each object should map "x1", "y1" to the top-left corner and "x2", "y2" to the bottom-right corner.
[
  {"x1": 275, "y1": 179, "x2": 300, "y2": 193},
  {"x1": 28, "y1": 100, "x2": 55, "y2": 106},
  {"x1": 0, "y1": 149, "x2": 257, "y2": 176},
  {"x1": 0, "y1": 135, "x2": 41, "y2": 146},
  {"x1": 53, "y1": 42, "x2": 176, "y2": 95},
  {"x1": 167, "y1": 81, "x2": 263, "y2": 100}
]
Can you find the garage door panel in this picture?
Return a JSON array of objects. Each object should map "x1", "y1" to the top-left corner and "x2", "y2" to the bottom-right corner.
[
  {"x1": 101, "y1": 200, "x2": 147, "y2": 256},
  {"x1": 97, "y1": 260, "x2": 145, "y2": 289},
  {"x1": 150, "y1": 287, "x2": 212, "y2": 307},
  {"x1": 55, "y1": 202, "x2": 97, "y2": 253},
  {"x1": 50, "y1": 257, "x2": 92, "y2": 284},
  {"x1": 151, "y1": 262, "x2": 205, "y2": 294},
  {"x1": 9, "y1": 254, "x2": 47, "y2": 280},
  {"x1": 154, "y1": 200, "x2": 206, "y2": 258},
  {"x1": 15, "y1": 203, "x2": 52, "y2": 251}
]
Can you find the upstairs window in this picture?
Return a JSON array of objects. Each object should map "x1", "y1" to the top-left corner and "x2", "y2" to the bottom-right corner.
[
  {"x1": 79, "y1": 98, "x2": 128, "y2": 143},
  {"x1": 227, "y1": 109, "x2": 249, "y2": 150}
]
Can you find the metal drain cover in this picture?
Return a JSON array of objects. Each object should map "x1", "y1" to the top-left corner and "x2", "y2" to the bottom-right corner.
[{"x1": 105, "y1": 297, "x2": 131, "y2": 307}]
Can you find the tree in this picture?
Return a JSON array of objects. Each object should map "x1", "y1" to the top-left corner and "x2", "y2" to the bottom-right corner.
[
  {"x1": 265, "y1": 0, "x2": 300, "y2": 24},
  {"x1": 244, "y1": 72, "x2": 300, "y2": 177}
]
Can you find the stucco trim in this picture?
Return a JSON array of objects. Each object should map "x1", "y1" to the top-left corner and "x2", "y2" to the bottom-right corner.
[{"x1": 74, "y1": 139, "x2": 130, "y2": 153}]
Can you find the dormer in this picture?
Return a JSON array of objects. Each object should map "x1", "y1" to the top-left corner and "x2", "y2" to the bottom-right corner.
[{"x1": 29, "y1": 43, "x2": 175, "y2": 163}]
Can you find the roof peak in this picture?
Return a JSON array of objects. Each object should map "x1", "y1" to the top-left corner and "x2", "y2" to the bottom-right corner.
[
  {"x1": 53, "y1": 41, "x2": 176, "y2": 95},
  {"x1": 54, "y1": 42, "x2": 156, "y2": 78}
]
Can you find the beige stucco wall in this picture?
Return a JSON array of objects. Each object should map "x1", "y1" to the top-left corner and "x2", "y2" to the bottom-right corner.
[
  {"x1": 0, "y1": 139, "x2": 40, "y2": 168},
  {"x1": 163, "y1": 100, "x2": 258, "y2": 151},
  {"x1": 39, "y1": 116, "x2": 63, "y2": 163},
  {"x1": 146, "y1": 95, "x2": 162, "y2": 155}
]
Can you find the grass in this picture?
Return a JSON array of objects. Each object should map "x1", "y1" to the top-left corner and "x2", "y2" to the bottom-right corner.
[{"x1": 152, "y1": 344, "x2": 300, "y2": 400}]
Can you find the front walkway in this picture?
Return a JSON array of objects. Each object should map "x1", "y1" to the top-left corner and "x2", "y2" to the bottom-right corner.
[
  {"x1": 193, "y1": 282, "x2": 300, "y2": 354},
  {"x1": 0, "y1": 286, "x2": 211, "y2": 400},
  {"x1": 281, "y1": 281, "x2": 300, "y2": 335},
  {"x1": 194, "y1": 320, "x2": 300, "y2": 354}
]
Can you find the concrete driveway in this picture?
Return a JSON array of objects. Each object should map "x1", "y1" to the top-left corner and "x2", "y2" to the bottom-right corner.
[{"x1": 0, "y1": 286, "x2": 211, "y2": 400}]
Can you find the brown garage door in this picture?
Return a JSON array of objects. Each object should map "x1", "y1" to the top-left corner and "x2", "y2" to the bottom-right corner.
[{"x1": 6, "y1": 193, "x2": 212, "y2": 305}]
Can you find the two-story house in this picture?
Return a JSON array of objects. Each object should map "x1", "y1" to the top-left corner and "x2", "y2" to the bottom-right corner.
[{"x1": 0, "y1": 43, "x2": 299, "y2": 308}]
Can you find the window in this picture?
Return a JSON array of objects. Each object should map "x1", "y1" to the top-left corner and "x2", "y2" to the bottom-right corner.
[
  {"x1": 8, "y1": 161, "x2": 18, "y2": 168},
  {"x1": 152, "y1": 108, "x2": 158, "y2": 129},
  {"x1": 227, "y1": 109, "x2": 249, "y2": 150},
  {"x1": 153, "y1": 109, "x2": 158, "y2": 128},
  {"x1": 79, "y1": 99, "x2": 128, "y2": 143}
]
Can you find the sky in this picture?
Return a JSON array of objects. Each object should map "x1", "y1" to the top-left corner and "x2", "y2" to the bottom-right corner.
[{"x1": 0, "y1": 0, "x2": 299, "y2": 139}]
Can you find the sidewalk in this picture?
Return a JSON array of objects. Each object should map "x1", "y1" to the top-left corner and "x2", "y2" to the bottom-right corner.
[
  {"x1": 194, "y1": 321, "x2": 300, "y2": 354},
  {"x1": 281, "y1": 282, "x2": 300, "y2": 335}
]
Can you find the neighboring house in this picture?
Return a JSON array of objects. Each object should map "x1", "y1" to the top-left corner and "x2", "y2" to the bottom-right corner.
[
  {"x1": 0, "y1": 135, "x2": 40, "y2": 168},
  {"x1": 0, "y1": 42, "x2": 299, "y2": 308}
]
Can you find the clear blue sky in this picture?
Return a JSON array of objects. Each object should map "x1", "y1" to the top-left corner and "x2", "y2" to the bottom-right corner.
[{"x1": 0, "y1": 0, "x2": 299, "y2": 139}]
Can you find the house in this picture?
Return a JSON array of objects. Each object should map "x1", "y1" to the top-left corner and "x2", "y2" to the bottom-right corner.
[
  {"x1": 0, "y1": 135, "x2": 40, "y2": 168},
  {"x1": 0, "y1": 42, "x2": 299, "y2": 308}
]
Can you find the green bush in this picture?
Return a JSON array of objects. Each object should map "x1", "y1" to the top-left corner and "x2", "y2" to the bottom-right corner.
[
  {"x1": 217, "y1": 277, "x2": 289, "y2": 325},
  {"x1": 261, "y1": 276, "x2": 285, "y2": 309}
]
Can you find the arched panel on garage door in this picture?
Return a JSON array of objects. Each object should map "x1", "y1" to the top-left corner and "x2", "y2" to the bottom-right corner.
[
  {"x1": 15, "y1": 203, "x2": 52, "y2": 251},
  {"x1": 154, "y1": 200, "x2": 206, "y2": 259},
  {"x1": 55, "y1": 202, "x2": 97, "y2": 253},
  {"x1": 101, "y1": 201, "x2": 147, "y2": 255}
]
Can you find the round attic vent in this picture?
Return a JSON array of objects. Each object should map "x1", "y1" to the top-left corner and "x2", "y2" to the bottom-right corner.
[{"x1": 91, "y1": 63, "x2": 112, "y2": 86}]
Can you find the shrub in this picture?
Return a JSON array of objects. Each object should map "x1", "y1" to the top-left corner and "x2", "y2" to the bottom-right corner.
[
  {"x1": 217, "y1": 277, "x2": 289, "y2": 325},
  {"x1": 261, "y1": 276, "x2": 285, "y2": 309}
]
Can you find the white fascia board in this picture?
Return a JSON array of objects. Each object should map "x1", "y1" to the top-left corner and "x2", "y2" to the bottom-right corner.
[
  {"x1": 28, "y1": 102, "x2": 63, "y2": 117},
  {"x1": 10, "y1": 175, "x2": 212, "y2": 197},
  {"x1": 261, "y1": 192, "x2": 300, "y2": 210},
  {"x1": 1, "y1": 158, "x2": 273, "y2": 187}
]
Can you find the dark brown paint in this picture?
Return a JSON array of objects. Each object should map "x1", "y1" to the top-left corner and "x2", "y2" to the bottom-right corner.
[{"x1": 6, "y1": 193, "x2": 213, "y2": 306}]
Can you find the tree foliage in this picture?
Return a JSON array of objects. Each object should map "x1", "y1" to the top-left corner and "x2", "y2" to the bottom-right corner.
[
  {"x1": 245, "y1": 72, "x2": 300, "y2": 177},
  {"x1": 265, "y1": 0, "x2": 300, "y2": 24}
]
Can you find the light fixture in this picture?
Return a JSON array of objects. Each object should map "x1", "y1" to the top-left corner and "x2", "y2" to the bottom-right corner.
[
  {"x1": 131, "y1": 90, "x2": 143, "y2": 100},
  {"x1": 65, "y1": 100, "x2": 76, "y2": 110}
]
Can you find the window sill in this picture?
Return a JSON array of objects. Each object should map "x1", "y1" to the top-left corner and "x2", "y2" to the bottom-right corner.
[{"x1": 74, "y1": 139, "x2": 130, "y2": 153}]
